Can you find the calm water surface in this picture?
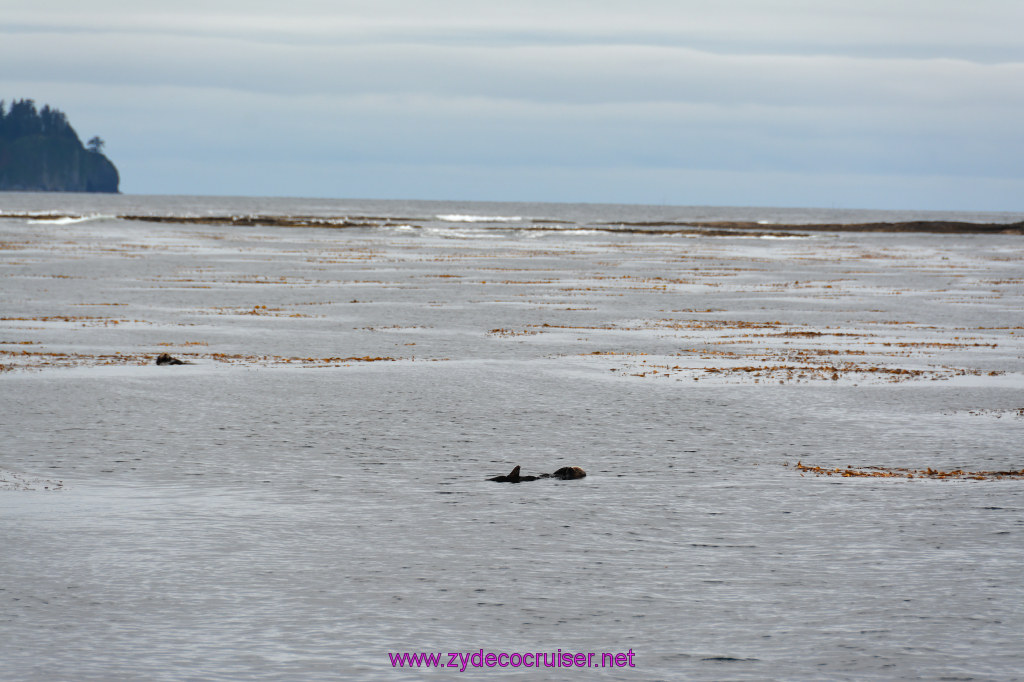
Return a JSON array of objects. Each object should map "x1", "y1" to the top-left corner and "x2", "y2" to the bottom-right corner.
[{"x1": 2, "y1": 194, "x2": 1023, "y2": 680}]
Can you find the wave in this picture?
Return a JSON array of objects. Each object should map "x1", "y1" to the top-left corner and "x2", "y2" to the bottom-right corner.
[
  {"x1": 423, "y1": 226, "x2": 506, "y2": 239},
  {"x1": 435, "y1": 214, "x2": 524, "y2": 223},
  {"x1": 26, "y1": 214, "x2": 113, "y2": 226}
]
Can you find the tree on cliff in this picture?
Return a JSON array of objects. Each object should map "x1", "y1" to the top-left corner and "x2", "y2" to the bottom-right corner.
[{"x1": 0, "y1": 99, "x2": 120, "y2": 193}]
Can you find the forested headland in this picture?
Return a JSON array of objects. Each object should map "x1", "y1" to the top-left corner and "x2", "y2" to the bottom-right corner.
[{"x1": 0, "y1": 99, "x2": 119, "y2": 193}]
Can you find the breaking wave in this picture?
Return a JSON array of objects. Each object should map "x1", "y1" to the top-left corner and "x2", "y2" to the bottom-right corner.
[
  {"x1": 436, "y1": 214, "x2": 524, "y2": 223},
  {"x1": 26, "y1": 214, "x2": 113, "y2": 226}
]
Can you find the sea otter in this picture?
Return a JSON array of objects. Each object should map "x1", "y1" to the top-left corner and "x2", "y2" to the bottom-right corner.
[
  {"x1": 155, "y1": 353, "x2": 192, "y2": 365},
  {"x1": 488, "y1": 465, "x2": 586, "y2": 483},
  {"x1": 549, "y1": 466, "x2": 587, "y2": 480}
]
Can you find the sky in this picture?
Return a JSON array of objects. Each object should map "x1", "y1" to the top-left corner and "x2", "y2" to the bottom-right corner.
[{"x1": 4, "y1": 0, "x2": 1024, "y2": 211}]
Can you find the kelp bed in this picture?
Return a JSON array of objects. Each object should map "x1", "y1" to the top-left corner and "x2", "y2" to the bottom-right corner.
[
  {"x1": 0, "y1": 350, "x2": 405, "y2": 371},
  {"x1": 790, "y1": 461, "x2": 1024, "y2": 480}
]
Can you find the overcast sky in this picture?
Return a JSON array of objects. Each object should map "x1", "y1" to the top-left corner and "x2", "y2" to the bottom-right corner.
[{"x1": 4, "y1": 1, "x2": 1023, "y2": 210}]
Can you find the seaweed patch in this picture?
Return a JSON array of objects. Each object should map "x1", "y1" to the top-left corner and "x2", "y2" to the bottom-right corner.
[{"x1": 789, "y1": 461, "x2": 1024, "y2": 480}]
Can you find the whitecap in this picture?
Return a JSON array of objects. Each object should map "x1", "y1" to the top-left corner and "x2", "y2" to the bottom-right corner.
[
  {"x1": 435, "y1": 214, "x2": 523, "y2": 223},
  {"x1": 27, "y1": 214, "x2": 112, "y2": 226}
]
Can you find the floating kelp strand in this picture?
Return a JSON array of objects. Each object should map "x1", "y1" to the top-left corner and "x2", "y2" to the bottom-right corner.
[{"x1": 790, "y1": 461, "x2": 1024, "y2": 480}]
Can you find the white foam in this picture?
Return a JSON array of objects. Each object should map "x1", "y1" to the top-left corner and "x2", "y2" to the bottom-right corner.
[
  {"x1": 27, "y1": 214, "x2": 112, "y2": 226},
  {"x1": 436, "y1": 214, "x2": 523, "y2": 223}
]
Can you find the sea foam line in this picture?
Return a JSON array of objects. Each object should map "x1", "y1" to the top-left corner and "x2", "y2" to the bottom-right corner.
[
  {"x1": 436, "y1": 214, "x2": 523, "y2": 223},
  {"x1": 26, "y1": 214, "x2": 113, "y2": 226}
]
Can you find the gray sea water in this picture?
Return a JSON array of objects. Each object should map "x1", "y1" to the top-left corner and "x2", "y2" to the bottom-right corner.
[{"x1": 2, "y1": 193, "x2": 1024, "y2": 681}]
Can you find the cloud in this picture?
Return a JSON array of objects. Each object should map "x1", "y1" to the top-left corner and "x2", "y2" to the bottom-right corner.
[
  {"x1": 11, "y1": 27, "x2": 1023, "y2": 109},
  {"x1": 3, "y1": 0, "x2": 1023, "y2": 208},
  {"x1": 8, "y1": 0, "x2": 1024, "y2": 59}
]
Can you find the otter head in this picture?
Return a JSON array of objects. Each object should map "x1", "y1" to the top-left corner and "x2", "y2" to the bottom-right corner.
[{"x1": 551, "y1": 466, "x2": 586, "y2": 480}]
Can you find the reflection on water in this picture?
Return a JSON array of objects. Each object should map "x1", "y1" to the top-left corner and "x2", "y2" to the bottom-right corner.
[{"x1": 2, "y1": 196, "x2": 1024, "y2": 680}]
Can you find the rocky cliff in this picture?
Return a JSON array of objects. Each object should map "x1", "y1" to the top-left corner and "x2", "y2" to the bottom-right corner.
[{"x1": 0, "y1": 100, "x2": 120, "y2": 193}]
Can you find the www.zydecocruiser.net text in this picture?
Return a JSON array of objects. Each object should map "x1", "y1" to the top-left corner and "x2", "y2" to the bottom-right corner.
[{"x1": 389, "y1": 649, "x2": 637, "y2": 671}]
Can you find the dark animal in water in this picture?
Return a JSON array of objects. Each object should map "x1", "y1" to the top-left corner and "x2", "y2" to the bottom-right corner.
[
  {"x1": 550, "y1": 466, "x2": 587, "y2": 480},
  {"x1": 488, "y1": 465, "x2": 538, "y2": 483},
  {"x1": 488, "y1": 465, "x2": 586, "y2": 483},
  {"x1": 155, "y1": 353, "x2": 190, "y2": 365}
]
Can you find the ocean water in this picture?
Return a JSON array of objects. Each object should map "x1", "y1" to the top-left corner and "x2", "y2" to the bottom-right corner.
[{"x1": 2, "y1": 193, "x2": 1024, "y2": 681}]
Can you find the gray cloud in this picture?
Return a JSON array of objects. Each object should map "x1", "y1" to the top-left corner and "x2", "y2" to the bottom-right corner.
[
  {"x1": 9, "y1": 0, "x2": 1024, "y2": 56},
  {"x1": 4, "y1": 0, "x2": 1023, "y2": 209}
]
